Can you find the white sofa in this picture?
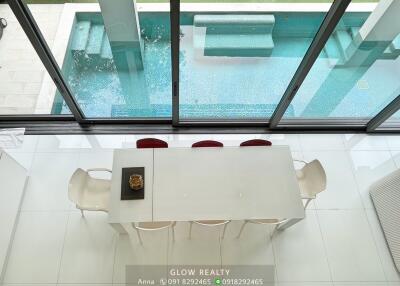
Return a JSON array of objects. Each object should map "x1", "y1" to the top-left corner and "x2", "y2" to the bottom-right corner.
[{"x1": 370, "y1": 169, "x2": 400, "y2": 273}]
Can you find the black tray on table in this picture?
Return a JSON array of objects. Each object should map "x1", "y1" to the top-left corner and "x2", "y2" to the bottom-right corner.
[{"x1": 121, "y1": 167, "x2": 144, "y2": 200}]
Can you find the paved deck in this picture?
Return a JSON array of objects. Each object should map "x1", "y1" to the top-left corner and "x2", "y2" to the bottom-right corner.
[{"x1": 0, "y1": 4, "x2": 62, "y2": 115}]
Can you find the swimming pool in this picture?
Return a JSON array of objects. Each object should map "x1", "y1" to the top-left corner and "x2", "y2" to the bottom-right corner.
[{"x1": 53, "y1": 10, "x2": 400, "y2": 119}]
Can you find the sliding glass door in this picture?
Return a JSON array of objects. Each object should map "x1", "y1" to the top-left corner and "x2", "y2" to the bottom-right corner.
[
  {"x1": 280, "y1": 0, "x2": 400, "y2": 124},
  {"x1": 176, "y1": 1, "x2": 333, "y2": 122},
  {"x1": 4, "y1": 0, "x2": 400, "y2": 133},
  {"x1": 22, "y1": 0, "x2": 172, "y2": 119}
]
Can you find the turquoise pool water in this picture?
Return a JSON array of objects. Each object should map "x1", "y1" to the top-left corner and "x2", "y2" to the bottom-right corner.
[{"x1": 54, "y1": 11, "x2": 400, "y2": 119}]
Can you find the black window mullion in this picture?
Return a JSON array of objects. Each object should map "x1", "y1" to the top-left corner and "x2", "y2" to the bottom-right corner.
[
  {"x1": 366, "y1": 95, "x2": 400, "y2": 132},
  {"x1": 171, "y1": 0, "x2": 180, "y2": 126}
]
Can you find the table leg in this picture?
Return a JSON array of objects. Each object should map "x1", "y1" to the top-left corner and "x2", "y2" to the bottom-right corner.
[
  {"x1": 109, "y1": 222, "x2": 132, "y2": 234},
  {"x1": 276, "y1": 218, "x2": 303, "y2": 230}
]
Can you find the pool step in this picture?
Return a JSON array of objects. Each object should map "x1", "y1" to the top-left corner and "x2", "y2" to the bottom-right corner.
[
  {"x1": 86, "y1": 24, "x2": 105, "y2": 56},
  {"x1": 111, "y1": 103, "x2": 294, "y2": 118},
  {"x1": 204, "y1": 34, "x2": 274, "y2": 57},
  {"x1": 193, "y1": 14, "x2": 275, "y2": 58},
  {"x1": 100, "y1": 33, "x2": 113, "y2": 60},
  {"x1": 71, "y1": 20, "x2": 114, "y2": 68},
  {"x1": 71, "y1": 21, "x2": 91, "y2": 52}
]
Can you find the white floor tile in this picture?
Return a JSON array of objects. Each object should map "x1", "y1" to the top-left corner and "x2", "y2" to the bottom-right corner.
[
  {"x1": 366, "y1": 210, "x2": 400, "y2": 282},
  {"x1": 299, "y1": 135, "x2": 345, "y2": 151},
  {"x1": 303, "y1": 151, "x2": 363, "y2": 210},
  {"x1": 58, "y1": 212, "x2": 117, "y2": 284},
  {"x1": 3, "y1": 134, "x2": 395, "y2": 285},
  {"x1": 169, "y1": 221, "x2": 222, "y2": 265},
  {"x1": 390, "y1": 150, "x2": 400, "y2": 168},
  {"x1": 80, "y1": 135, "x2": 127, "y2": 150},
  {"x1": 386, "y1": 136, "x2": 400, "y2": 151},
  {"x1": 3, "y1": 152, "x2": 34, "y2": 173},
  {"x1": 317, "y1": 210, "x2": 386, "y2": 282},
  {"x1": 21, "y1": 152, "x2": 78, "y2": 211},
  {"x1": 349, "y1": 151, "x2": 397, "y2": 209},
  {"x1": 222, "y1": 220, "x2": 275, "y2": 266},
  {"x1": 3, "y1": 135, "x2": 38, "y2": 153},
  {"x1": 343, "y1": 135, "x2": 389, "y2": 151},
  {"x1": 113, "y1": 227, "x2": 169, "y2": 283},
  {"x1": 3, "y1": 212, "x2": 68, "y2": 284},
  {"x1": 36, "y1": 135, "x2": 86, "y2": 152},
  {"x1": 266, "y1": 134, "x2": 302, "y2": 152},
  {"x1": 273, "y1": 210, "x2": 331, "y2": 282}
]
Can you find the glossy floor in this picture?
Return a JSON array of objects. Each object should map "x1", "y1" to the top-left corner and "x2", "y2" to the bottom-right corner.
[{"x1": 2, "y1": 134, "x2": 400, "y2": 286}]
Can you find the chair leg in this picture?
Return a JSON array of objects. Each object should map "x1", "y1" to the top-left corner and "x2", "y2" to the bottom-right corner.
[
  {"x1": 237, "y1": 221, "x2": 248, "y2": 239},
  {"x1": 270, "y1": 224, "x2": 278, "y2": 238},
  {"x1": 188, "y1": 221, "x2": 193, "y2": 240},
  {"x1": 79, "y1": 208, "x2": 84, "y2": 217},
  {"x1": 135, "y1": 226, "x2": 143, "y2": 245},
  {"x1": 172, "y1": 223, "x2": 176, "y2": 242},
  {"x1": 304, "y1": 198, "x2": 312, "y2": 210},
  {"x1": 221, "y1": 222, "x2": 228, "y2": 240}
]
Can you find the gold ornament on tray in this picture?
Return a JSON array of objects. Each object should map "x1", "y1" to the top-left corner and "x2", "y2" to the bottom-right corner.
[{"x1": 129, "y1": 174, "x2": 144, "y2": 190}]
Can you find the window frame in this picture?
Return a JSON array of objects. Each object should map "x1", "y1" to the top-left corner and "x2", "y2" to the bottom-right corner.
[{"x1": 1, "y1": 0, "x2": 399, "y2": 133}]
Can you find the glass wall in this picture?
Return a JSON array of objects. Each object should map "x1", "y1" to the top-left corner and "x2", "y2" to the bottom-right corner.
[
  {"x1": 178, "y1": 2, "x2": 333, "y2": 120},
  {"x1": 24, "y1": 0, "x2": 171, "y2": 118},
  {"x1": 283, "y1": 0, "x2": 400, "y2": 121},
  {"x1": 5, "y1": 0, "x2": 400, "y2": 132},
  {"x1": 0, "y1": 2, "x2": 68, "y2": 115}
]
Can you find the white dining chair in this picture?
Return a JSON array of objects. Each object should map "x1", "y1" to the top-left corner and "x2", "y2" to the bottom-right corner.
[
  {"x1": 189, "y1": 220, "x2": 231, "y2": 240},
  {"x1": 294, "y1": 159, "x2": 327, "y2": 209},
  {"x1": 237, "y1": 218, "x2": 288, "y2": 239},
  {"x1": 68, "y1": 168, "x2": 112, "y2": 216},
  {"x1": 132, "y1": 221, "x2": 176, "y2": 245}
]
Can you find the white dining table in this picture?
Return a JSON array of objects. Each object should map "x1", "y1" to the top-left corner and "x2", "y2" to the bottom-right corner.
[{"x1": 108, "y1": 146, "x2": 305, "y2": 234}]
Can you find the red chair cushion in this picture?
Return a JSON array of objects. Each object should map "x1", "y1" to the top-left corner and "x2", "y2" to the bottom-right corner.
[
  {"x1": 136, "y1": 138, "x2": 168, "y2": 149},
  {"x1": 240, "y1": 139, "x2": 272, "y2": 147},
  {"x1": 192, "y1": 140, "x2": 223, "y2": 148}
]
